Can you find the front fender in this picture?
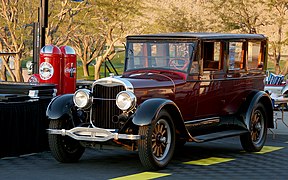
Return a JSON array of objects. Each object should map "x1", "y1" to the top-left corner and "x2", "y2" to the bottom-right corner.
[
  {"x1": 245, "y1": 91, "x2": 274, "y2": 129},
  {"x1": 132, "y1": 98, "x2": 178, "y2": 126},
  {"x1": 46, "y1": 94, "x2": 75, "y2": 120}
]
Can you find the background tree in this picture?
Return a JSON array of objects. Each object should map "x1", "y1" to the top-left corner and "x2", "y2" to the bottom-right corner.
[
  {"x1": 0, "y1": 0, "x2": 37, "y2": 82},
  {"x1": 69, "y1": 0, "x2": 143, "y2": 79},
  {"x1": 206, "y1": 0, "x2": 267, "y2": 33},
  {"x1": 46, "y1": 0, "x2": 88, "y2": 46},
  {"x1": 264, "y1": 0, "x2": 288, "y2": 74},
  {"x1": 70, "y1": 33, "x2": 106, "y2": 77},
  {"x1": 2, "y1": 0, "x2": 288, "y2": 81},
  {"x1": 143, "y1": 0, "x2": 209, "y2": 33},
  {"x1": 205, "y1": 0, "x2": 288, "y2": 74}
]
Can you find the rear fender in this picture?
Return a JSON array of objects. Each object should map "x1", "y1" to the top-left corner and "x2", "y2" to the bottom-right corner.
[
  {"x1": 46, "y1": 94, "x2": 75, "y2": 120},
  {"x1": 245, "y1": 91, "x2": 274, "y2": 129}
]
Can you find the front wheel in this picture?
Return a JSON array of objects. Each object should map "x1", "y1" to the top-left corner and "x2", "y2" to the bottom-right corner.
[
  {"x1": 240, "y1": 103, "x2": 267, "y2": 152},
  {"x1": 138, "y1": 110, "x2": 175, "y2": 170},
  {"x1": 48, "y1": 119, "x2": 85, "y2": 163}
]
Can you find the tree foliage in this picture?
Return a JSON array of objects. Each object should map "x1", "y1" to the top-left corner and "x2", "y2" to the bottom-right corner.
[
  {"x1": 69, "y1": 0, "x2": 143, "y2": 79},
  {"x1": 206, "y1": 0, "x2": 267, "y2": 33},
  {"x1": 1, "y1": 0, "x2": 288, "y2": 82},
  {"x1": 143, "y1": 0, "x2": 209, "y2": 33},
  {"x1": 0, "y1": 0, "x2": 37, "y2": 81},
  {"x1": 264, "y1": 0, "x2": 288, "y2": 74},
  {"x1": 206, "y1": 0, "x2": 288, "y2": 74}
]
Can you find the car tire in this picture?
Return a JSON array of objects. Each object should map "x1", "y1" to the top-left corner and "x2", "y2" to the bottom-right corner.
[
  {"x1": 240, "y1": 103, "x2": 267, "y2": 152},
  {"x1": 138, "y1": 109, "x2": 175, "y2": 170},
  {"x1": 48, "y1": 119, "x2": 85, "y2": 163}
]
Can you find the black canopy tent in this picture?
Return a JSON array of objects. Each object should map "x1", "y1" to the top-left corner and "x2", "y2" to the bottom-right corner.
[{"x1": 0, "y1": 82, "x2": 55, "y2": 158}]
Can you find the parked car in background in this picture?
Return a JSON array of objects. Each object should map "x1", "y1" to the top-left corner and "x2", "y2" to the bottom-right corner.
[
  {"x1": 265, "y1": 72, "x2": 288, "y2": 109},
  {"x1": 47, "y1": 33, "x2": 273, "y2": 170},
  {"x1": 265, "y1": 71, "x2": 288, "y2": 96}
]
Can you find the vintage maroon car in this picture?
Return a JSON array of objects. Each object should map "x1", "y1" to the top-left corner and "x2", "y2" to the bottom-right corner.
[{"x1": 47, "y1": 33, "x2": 274, "y2": 170}]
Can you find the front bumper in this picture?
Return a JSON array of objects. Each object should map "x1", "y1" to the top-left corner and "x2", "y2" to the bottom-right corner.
[{"x1": 47, "y1": 127, "x2": 141, "y2": 142}]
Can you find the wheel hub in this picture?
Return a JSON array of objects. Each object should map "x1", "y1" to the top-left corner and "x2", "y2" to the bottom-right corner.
[
  {"x1": 255, "y1": 122, "x2": 262, "y2": 131},
  {"x1": 156, "y1": 133, "x2": 166, "y2": 145}
]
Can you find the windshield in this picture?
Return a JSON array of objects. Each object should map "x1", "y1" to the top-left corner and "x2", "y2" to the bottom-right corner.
[{"x1": 125, "y1": 41, "x2": 196, "y2": 72}]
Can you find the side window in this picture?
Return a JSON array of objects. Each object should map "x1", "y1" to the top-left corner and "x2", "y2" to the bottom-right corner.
[
  {"x1": 203, "y1": 42, "x2": 222, "y2": 71},
  {"x1": 228, "y1": 42, "x2": 244, "y2": 70},
  {"x1": 127, "y1": 43, "x2": 147, "y2": 70},
  {"x1": 247, "y1": 41, "x2": 263, "y2": 70}
]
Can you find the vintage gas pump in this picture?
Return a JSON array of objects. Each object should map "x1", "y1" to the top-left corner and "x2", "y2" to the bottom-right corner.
[
  {"x1": 60, "y1": 46, "x2": 77, "y2": 94},
  {"x1": 38, "y1": 45, "x2": 62, "y2": 95}
]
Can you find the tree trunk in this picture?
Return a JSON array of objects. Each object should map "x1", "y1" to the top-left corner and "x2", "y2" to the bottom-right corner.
[
  {"x1": 271, "y1": 46, "x2": 281, "y2": 74},
  {"x1": 1, "y1": 57, "x2": 16, "y2": 81},
  {"x1": 0, "y1": 64, "x2": 7, "y2": 81},
  {"x1": 82, "y1": 62, "x2": 90, "y2": 77},
  {"x1": 281, "y1": 60, "x2": 288, "y2": 75},
  {"x1": 274, "y1": 55, "x2": 281, "y2": 75},
  {"x1": 94, "y1": 57, "x2": 103, "y2": 80},
  {"x1": 14, "y1": 54, "x2": 24, "y2": 82}
]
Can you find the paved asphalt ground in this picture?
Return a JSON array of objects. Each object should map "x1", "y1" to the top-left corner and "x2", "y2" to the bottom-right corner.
[{"x1": 1, "y1": 111, "x2": 288, "y2": 180}]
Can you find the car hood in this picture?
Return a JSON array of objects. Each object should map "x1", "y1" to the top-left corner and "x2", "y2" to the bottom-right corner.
[
  {"x1": 93, "y1": 71, "x2": 186, "y2": 92},
  {"x1": 92, "y1": 72, "x2": 186, "y2": 103},
  {"x1": 123, "y1": 73, "x2": 174, "y2": 89}
]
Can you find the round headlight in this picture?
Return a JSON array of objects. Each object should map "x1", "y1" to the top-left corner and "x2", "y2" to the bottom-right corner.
[
  {"x1": 116, "y1": 91, "x2": 136, "y2": 111},
  {"x1": 73, "y1": 89, "x2": 92, "y2": 109}
]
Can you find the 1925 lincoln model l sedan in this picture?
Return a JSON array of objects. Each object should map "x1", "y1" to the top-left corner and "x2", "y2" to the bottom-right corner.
[{"x1": 47, "y1": 33, "x2": 274, "y2": 170}]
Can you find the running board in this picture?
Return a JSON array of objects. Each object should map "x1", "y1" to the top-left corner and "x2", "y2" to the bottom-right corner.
[{"x1": 193, "y1": 130, "x2": 248, "y2": 143}]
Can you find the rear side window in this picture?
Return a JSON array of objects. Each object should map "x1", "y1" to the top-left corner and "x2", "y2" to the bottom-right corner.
[
  {"x1": 247, "y1": 42, "x2": 263, "y2": 70},
  {"x1": 228, "y1": 42, "x2": 244, "y2": 70},
  {"x1": 203, "y1": 41, "x2": 222, "y2": 71}
]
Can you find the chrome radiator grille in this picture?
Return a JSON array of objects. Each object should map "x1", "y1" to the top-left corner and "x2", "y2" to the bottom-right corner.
[{"x1": 92, "y1": 84, "x2": 125, "y2": 129}]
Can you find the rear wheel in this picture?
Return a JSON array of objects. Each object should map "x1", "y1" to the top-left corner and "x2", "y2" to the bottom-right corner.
[
  {"x1": 138, "y1": 110, "x2": 175, "y2": 170},
  {"x1": 48, "y1": 119, "x2": 85, "y2": 163},
  {"x1": 240, "y1": 103, "x2": 267, "y2": 152}
]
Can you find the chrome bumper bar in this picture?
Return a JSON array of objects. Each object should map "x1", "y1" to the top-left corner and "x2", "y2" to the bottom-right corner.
[{"x1": 47, "y1": 127, "x2": 141, "y2": 142}]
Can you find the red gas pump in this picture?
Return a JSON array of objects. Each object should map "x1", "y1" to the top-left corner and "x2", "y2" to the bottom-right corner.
[
  {"x1": 39, "y1": 45, "x2": 62, "y2": 95},
  {"x1": 60, "y1": 46, "x2": 77, "y2": 94}
]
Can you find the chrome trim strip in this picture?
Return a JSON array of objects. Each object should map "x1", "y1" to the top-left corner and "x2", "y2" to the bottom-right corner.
[
  {"x1": 47, "y1": 127, "x2": 140, "y2": 142},
  {"x1": 185, "y1": 117, "x2": 220, "y2": 127},
  {"x1": 93, "y1": 97, "x2": 116, "y2": 101},
  {"x1": 91, "y1": 76, "x2": 134, "y2": 93},
  {"x1": 184, "y1": 117, "x2": 220, "y2": 124}
]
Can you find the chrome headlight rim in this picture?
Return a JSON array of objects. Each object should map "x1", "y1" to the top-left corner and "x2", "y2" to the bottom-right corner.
[
  {"x1": 116, "y1": 91, "x2": 136, "y2": 112},
  {"x1": 73, "y1": 89, "x2": 92, "y2": 109}
]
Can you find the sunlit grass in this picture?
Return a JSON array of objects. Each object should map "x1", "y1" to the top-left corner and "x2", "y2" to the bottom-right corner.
[{"x1": 77, "y1": 51, "x2": 125, "y2": 80}]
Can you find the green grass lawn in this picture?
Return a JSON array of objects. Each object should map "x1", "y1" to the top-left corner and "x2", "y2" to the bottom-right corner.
[
  {"x1": 267, "y1": 59, "x2": 287, "y2": 73},
  {"x1": 77, "y1": 51, "x2": 125, "y2": 80}
]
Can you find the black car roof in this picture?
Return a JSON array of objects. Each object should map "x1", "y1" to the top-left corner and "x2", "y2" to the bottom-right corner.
[{"x1": 126, "y1": 32, "x2": 267, "y2": 41}]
